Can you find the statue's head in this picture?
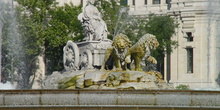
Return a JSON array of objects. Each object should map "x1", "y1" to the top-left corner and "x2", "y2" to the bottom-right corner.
[{"x1": 113, "y1": 34, "x2": 131, "y2": 52}]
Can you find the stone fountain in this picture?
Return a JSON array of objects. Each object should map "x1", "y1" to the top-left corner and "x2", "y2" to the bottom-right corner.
[
  {"x1": 1, "y1": 1, "x2": 220, "y2": 109},
  {"x1": 43, "y1": 0, "x2": 172, "y2": 90}
]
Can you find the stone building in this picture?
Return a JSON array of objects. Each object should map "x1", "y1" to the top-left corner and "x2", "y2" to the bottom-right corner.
[
  {"x1": 125, "y1": 0, "x2": 220, "y2": 89},
  {"x1": 56, "y1": 0, "x2": 220, "y2": 89}
]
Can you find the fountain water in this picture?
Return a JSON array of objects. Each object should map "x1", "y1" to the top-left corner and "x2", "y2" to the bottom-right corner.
[
  {"x1": 113, "y1": 7, "x2": 143, "y2": 39},
  {"x1": 0, "y1": 0, "x2": 26, "y2": 89},
  {"x1": 113, "y1": 7, "x2": 128, "y2": 36}
]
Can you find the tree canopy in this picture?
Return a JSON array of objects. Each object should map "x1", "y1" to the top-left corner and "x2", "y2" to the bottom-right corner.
[{"x1": 15, "y1": 0, "x2": 83, "y2": 73}]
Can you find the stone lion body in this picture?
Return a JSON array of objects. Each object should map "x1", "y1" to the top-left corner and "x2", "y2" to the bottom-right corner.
[
  {"x1": 130, "y1": 34, "x2": 159, "y2": 71},
  {"x1": 101, "y1": 33, "x2": 159, "y2": 71},
  {"x1": 101, "y1": 34, "x2": 132, "y2": 71}
]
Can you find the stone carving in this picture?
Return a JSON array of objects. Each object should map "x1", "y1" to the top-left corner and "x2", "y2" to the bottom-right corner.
[
  {"x1": 130, "y1": 34, "x2": 159, "y2": 71},
  {"x1": 101, "y1": 34, "x2": 159, "y2": 71},
  {"x1": 43, "y1": 70, "x2": 172, "y2": 90},
  {"x1": 49, "y1": 1, "x2": 169, "y2": 90},
  {"x1": 63, "y1": 40, "x2": 112, "y2": 71},
  {"x1": 101, "y1": 34, "x2": 132, "y2": 71},
  {"x1": 78, "y1": 0, "x2": 108, "y2": 41},
  {"x1": 63, "y1": 0, "x2": 112, "y2": 71},
  {"x1": 63, "y1": 41, "x2": 80, "y2": 71}
]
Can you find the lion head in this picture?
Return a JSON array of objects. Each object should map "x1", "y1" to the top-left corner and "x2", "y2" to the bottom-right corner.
[{"x1": 112, "y1": 34, "x2": 132, "y2": 52}]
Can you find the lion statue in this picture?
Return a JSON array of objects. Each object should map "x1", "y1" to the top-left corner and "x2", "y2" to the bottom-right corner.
[
  {"x1": 101, "y1": 34, "x2": 132, "y2": 71},
  {"x1": 130, "y1": 34, "x2": 159, "y2": 71}
]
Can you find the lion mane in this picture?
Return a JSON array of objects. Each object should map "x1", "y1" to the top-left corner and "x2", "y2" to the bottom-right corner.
[
  {"x1": 112, "y1": 34, "x2": 132, "y2": 48},
  {"x1": 101, "y1": 34, "x2": 132, "y2": 71}
]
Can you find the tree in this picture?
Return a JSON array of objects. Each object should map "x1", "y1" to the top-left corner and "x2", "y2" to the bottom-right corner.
[
  {"x1": 15, "y1": 0, "x2": 83, "y2": 73},
  {"x1": 1, "y1": 0, "x2": 84, "y2": 88},
  {"x1": 44, "y1": 3, "x2": 83, "y2": 72}
]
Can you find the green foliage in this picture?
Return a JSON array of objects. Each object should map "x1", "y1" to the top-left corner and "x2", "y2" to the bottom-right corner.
[
  {"x1": 15, "y1": 0, "x2": 83, "y2": 73},
  {"x1": 146, "y1": 15, "x2": 179, "y2": 53},
  {"x1": 176, "y1": 84, "x2": 190, "y2": 90},
  {"x1": 44, "y1": 3, "x2": 83, "y2": 72}
]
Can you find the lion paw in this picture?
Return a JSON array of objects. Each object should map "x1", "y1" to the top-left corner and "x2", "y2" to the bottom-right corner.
[{"x1": 116, "y1": 68, "x2": 123, "y2": 71}]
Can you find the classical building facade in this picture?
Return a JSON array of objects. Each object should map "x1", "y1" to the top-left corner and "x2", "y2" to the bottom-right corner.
[
  {"x1": 128, "y1": 0, "x2": 220, "y2": 89},
  {"x1": 171, "y1": 0, "x2": 220, "y2": 89},
  {"x1": 57, "y1": 0, "x2": 220, "y2": 89}
]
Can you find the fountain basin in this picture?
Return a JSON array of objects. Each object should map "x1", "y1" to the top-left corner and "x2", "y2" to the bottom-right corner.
[{"x1": 0, "y1": 89, "x2": 220, "y2": 109}]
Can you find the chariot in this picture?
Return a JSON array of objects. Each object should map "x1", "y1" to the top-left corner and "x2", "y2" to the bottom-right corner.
[{"x1": 63, "y1": 40, "x2": 112, "y2": 71}]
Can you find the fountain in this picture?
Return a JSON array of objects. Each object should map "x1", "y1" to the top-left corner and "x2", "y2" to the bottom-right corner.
[
  {"x1": 1, "y1": 0, "x2": 220, "y2": 109},
  {"x1": 43, "y1": 0, "x2": 171, "y2": 90}
]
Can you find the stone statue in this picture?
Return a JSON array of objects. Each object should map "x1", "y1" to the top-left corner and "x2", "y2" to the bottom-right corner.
[
  {"x1": 130, "y1": 34, "x2": 159, "y2": 71},
  {"x1": 101, "y1": 33, "x2": 159, "y2": 71},
  {"x1": 78, "y1": 0, "x2": 108, "y2": 41},
  {"x1": 101, "y1": 34, "x2": 132, "y2": 71}
]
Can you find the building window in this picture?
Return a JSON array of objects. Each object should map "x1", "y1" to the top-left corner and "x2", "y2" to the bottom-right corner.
[
  {"x1": 186, "y1": 48, "x2": 193, "y2": 73},
  {"x1": 153, "y1": 0, "x2": 160, "y2": 4},
  {"x1": 187, "y1": 32, "x2": 193, "y2": 42},
  {"x1": 132, "y1": 0, "x2": 135, "y2": 5},
  {"x1": 120, "y1": 0, "x2": 127, "y2": 6},
  {"x1": 145, "y1": 0, "x2": 147, "y2": 5},
  {"x1": 166, "y1": 0, "x2": 170, "y2": 4}
]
